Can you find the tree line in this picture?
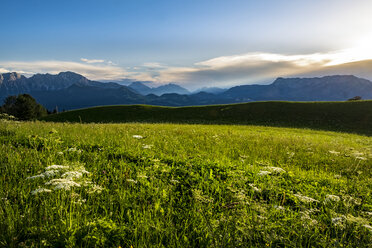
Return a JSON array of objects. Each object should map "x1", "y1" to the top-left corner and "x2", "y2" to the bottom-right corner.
[{"x1": 0, "y1": 94, "x2": 47, "y2": 120}]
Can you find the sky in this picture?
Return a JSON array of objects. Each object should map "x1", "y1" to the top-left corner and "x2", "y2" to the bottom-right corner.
[{"x1": 1, "y1": 0, "x2": 372, "y2": 89}]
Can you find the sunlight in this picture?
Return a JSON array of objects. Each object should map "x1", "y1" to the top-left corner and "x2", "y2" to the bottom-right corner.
[{"x1": 326, "y1": 33, "x2": 372, "y2": 66}]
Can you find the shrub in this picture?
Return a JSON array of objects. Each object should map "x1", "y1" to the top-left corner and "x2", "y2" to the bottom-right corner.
[{"x1": 1, "y1": 94, "x2": 47, "y2": 120}]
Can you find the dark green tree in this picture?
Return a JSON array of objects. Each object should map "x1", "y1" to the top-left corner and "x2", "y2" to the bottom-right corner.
[
  {"x1": 2, "y1": 94, "x2": 47, "y2": 120},
  {"x1": 347, "y1": 96, "x2": 362, "y2": 101}
]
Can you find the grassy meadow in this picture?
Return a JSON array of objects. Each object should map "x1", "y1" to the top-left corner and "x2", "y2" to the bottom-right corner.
[
  {"x1": 41, "y1": 101, "x2": 372, "y2": 136},
  {"x1": 0, "y1": 117, "x2": 371, "y2": 247}
]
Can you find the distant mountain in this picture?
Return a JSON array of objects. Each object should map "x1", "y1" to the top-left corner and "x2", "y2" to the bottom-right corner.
[
  {"x1": 152, "y1": 83, "x2": 190, "y2": 95},
  {"x1": 128, "y1": 82, "x2": 190, "y2": 96},
  {"x1": 0, "y1": 71, "x2": 122, "y2": 98},
  {"x1": 1, "y1": 72, "x2": 372, "y2": 110},
  {"x1": 194, "y1": 87, "x2": 227, "y2": 94},
  {"x1": 0, "y1": 72, "x2": 28, "y2": 96},
  {"x1": 222, "y1": 75, "x2": 372, "y2": 101},
  {"x1": 128, "y1": 81, "x2": 152, "y2": 95},
  {"x1": 31, "y1": 83, "x2": 145, "y2": 110}
]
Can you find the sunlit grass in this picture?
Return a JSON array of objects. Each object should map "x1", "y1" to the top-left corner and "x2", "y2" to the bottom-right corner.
[{"x1": 0, "y1": 121, "x2": 371, "y2": 247}]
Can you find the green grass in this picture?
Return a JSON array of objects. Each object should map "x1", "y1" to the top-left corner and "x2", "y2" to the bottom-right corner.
[
  {"x1": 41, "y1": 100, "x2": 372, "y2": 136},
  {"x1": 0, "y1": 120, "x2": 371, "y2": 247}
]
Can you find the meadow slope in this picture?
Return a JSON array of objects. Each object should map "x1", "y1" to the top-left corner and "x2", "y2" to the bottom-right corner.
[
  {"x1": 0, "y1": 120, "x2": 371, "y2": 247},
  {"x1": 41, "y1": 101, "x2": 372, "y2": 136}
]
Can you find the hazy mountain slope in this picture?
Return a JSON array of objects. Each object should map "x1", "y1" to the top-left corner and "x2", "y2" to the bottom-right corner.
[
  {"x1": 151, "y1": 83, "x2": 190, "y2": 95},
  {"x1": 128, "y1": 81, "x2": 152, "y2": 95},
  {"x1": 193, "y1": 87, "x2": 227, "y2": 94},
  {"x1": 221, "y1": 75, "x2": 372, "y2": 101},
  {"x1": 31, "y1": 84, "x2": 145, "y2": 110},
  {"x1": 128, "y1": 82, "x2": 190, "y2": 95},
  {"x1": 303, "y1": 59, "x2": 372, "y2": 82}
]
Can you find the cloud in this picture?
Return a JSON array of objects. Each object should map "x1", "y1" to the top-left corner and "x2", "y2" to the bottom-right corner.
[
  {"x1": 80, "y1": 58, "x2": 105, "y2": 64},
  {"x1": 0, "y1": 60, "x2": 130, "y2": 81},
  {"x1": 2, "y1": 48, "x2": 372, "y2": 89},
  {"x1": 149, "y1": 50, "x2": 372, "y2": 89},
  {"x1": 151, "y1": 52, "x2": 331, "y2": 88},
  {"x1": 0, "y1": 68, "x2": 10, "y2": 73},
  {"x1": 142, "y1": 62, "x2": 167, "y2": 69}
]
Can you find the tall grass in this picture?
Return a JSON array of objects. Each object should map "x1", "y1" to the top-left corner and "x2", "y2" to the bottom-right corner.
[{"x1": 0, "y1": 121, "x2": 371, "y2": 247}]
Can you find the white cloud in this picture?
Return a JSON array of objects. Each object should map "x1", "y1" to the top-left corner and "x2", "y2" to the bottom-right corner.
[
  {"x1": 151, "y1": 52, "x2": 330, "y2": 88},
  {"x1": 0, "y1": 68, "x2": 10, "y2": 73},
  {"x1": 149, "y1": 49, "x2": 372, "y2": 89},
  {"x1": 142, "y1": 62, "x2": 167, "y2": 69},
  {"x1": 80, "y1": 58, "x2": 105, "y2": 64},
  {"x1": 2, "y1": 47, "x2": 372, "y2": 89},
  {"x1": 0, "y1": 60, "x2": 130, "y2": 81}
]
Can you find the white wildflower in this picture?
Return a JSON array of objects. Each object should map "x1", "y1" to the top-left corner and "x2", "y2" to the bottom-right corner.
[
  {"x1": 301, "y1": 211, "x2": 318, "y2": 227},
  {"x1": 87, "y1": 184, "x2": 104, "y2": 194},
  {"x1": 363, "y1": 224, "x2": 372, "y2": 232},
  {"x1": 67, "y1": 148, "x2": 83, "y2": 153},
  {"x1": 332, "y1": 216, "x2": 345, "y2": 227},
  {"x1": 346, "y1": 214, "x2": 369, "y2": 226},
  {"x1": 45, "y1": 178, "x2": 81, "y2": 190},
  {"x1": 57, "y1": 152, "x2": 64, "y2": 155},
  {"x1": 74, "y1": 199, "x2": 87, "y2": 205},
  {"x1": 126, "y1": 179, "x2": 137, "y2": 184},
  {"x1": 257, "y1": 170, "x2": 271, "y2": 176},
  {"x1": 43, "y1": 170, "x2": 60, "y2": 177},
  {"x1": 287, "y1": 152, "x2": 295, "y2": 158},
  {"x1": 170, "y1": 179, "x2": 180, "y2": 184},
  {"x1": 61, "y1": 167, "x2": 89, "y2": 179},
  {"x1": 80, "y1": 169, "x2": 90, "y2": 174},
  {"x1": 31, "y1": 188, "x2": 52, "y2": 195},
  {"x1": 294, "y1": 193, "x2": 319, "y2": 203},
  {"x1": 26, "y1": 174, "x2": 45, "y2": 180},
  {"x1": 264, "y1": 166, "x2": 286, "y2": 174},
  {"x1": 132, "y1": 135, "x2": 143, "y2": 139},
  {"x1": 351, "y1": 151, "x2": 364, "y2": 157},
  {"x1": 81, "y1": 180, "x2": 92, "y2": 186},
  {"x1": 142, "y1": 144, "x2": 153, "y2": 149},
  {"x1": 274, "y1": 205, "x2": 285, "y2": 211},
  {"x1": 257, "y1": 215, "x2": 267, "y2": 220},
  {"x1": 324, "y1": 194, "x2": 340, "y2": 205},
  {"x1": 343, "y1": 195, "x2": 362, "y2": 206},
  {"x1": 62, "y1": 171, "x2": 83, "y2": 179},
  {"x1": 45, "y1": 165, "x2": 69, "y2": 170},
  {"x1": 249, "y1": 183, "x2": 262, "y2": 193},
  {"x1": 355, "y1": 156, "x2": 367, "y2": 161},
  {"x1": 329, "y1": 150, "x2": 340, "y2": 155},
  {"x1": 235, "y1": 191, "x2": 247, "y2": 202}
]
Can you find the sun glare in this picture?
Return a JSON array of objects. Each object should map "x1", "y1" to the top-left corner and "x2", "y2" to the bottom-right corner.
[{"x1": 326, "y1": 33, "x2": 372, "y2": 66}]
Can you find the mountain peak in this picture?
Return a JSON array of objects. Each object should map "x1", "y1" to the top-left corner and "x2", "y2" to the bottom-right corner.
[
  {"x1": 129, "y1": 81, "x2": 151, "y2": 89},
  {"x1": 0, "y1": 72, "x2": 25, "y2": 82},
  {"x1": 57, "y1": 71, "x2": 88, "y2": 81}
]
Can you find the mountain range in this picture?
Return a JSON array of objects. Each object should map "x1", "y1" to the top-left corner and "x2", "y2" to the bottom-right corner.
[
  {"x1": 1, "y1": 71, "x2": 372, "y2": 110},
  {"x1": 128, "y1": 81, "x2": 190, "y2": 95}
]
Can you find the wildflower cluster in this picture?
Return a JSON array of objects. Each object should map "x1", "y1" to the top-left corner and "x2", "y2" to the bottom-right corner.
[{"x1": 27, "y1": 163, "x2": 102, "y2": 196}]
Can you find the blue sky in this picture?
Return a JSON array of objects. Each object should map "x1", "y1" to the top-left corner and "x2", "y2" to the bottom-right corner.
[{"x1": 1, "y1": 0, "x2": 372, "y2": 89}]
